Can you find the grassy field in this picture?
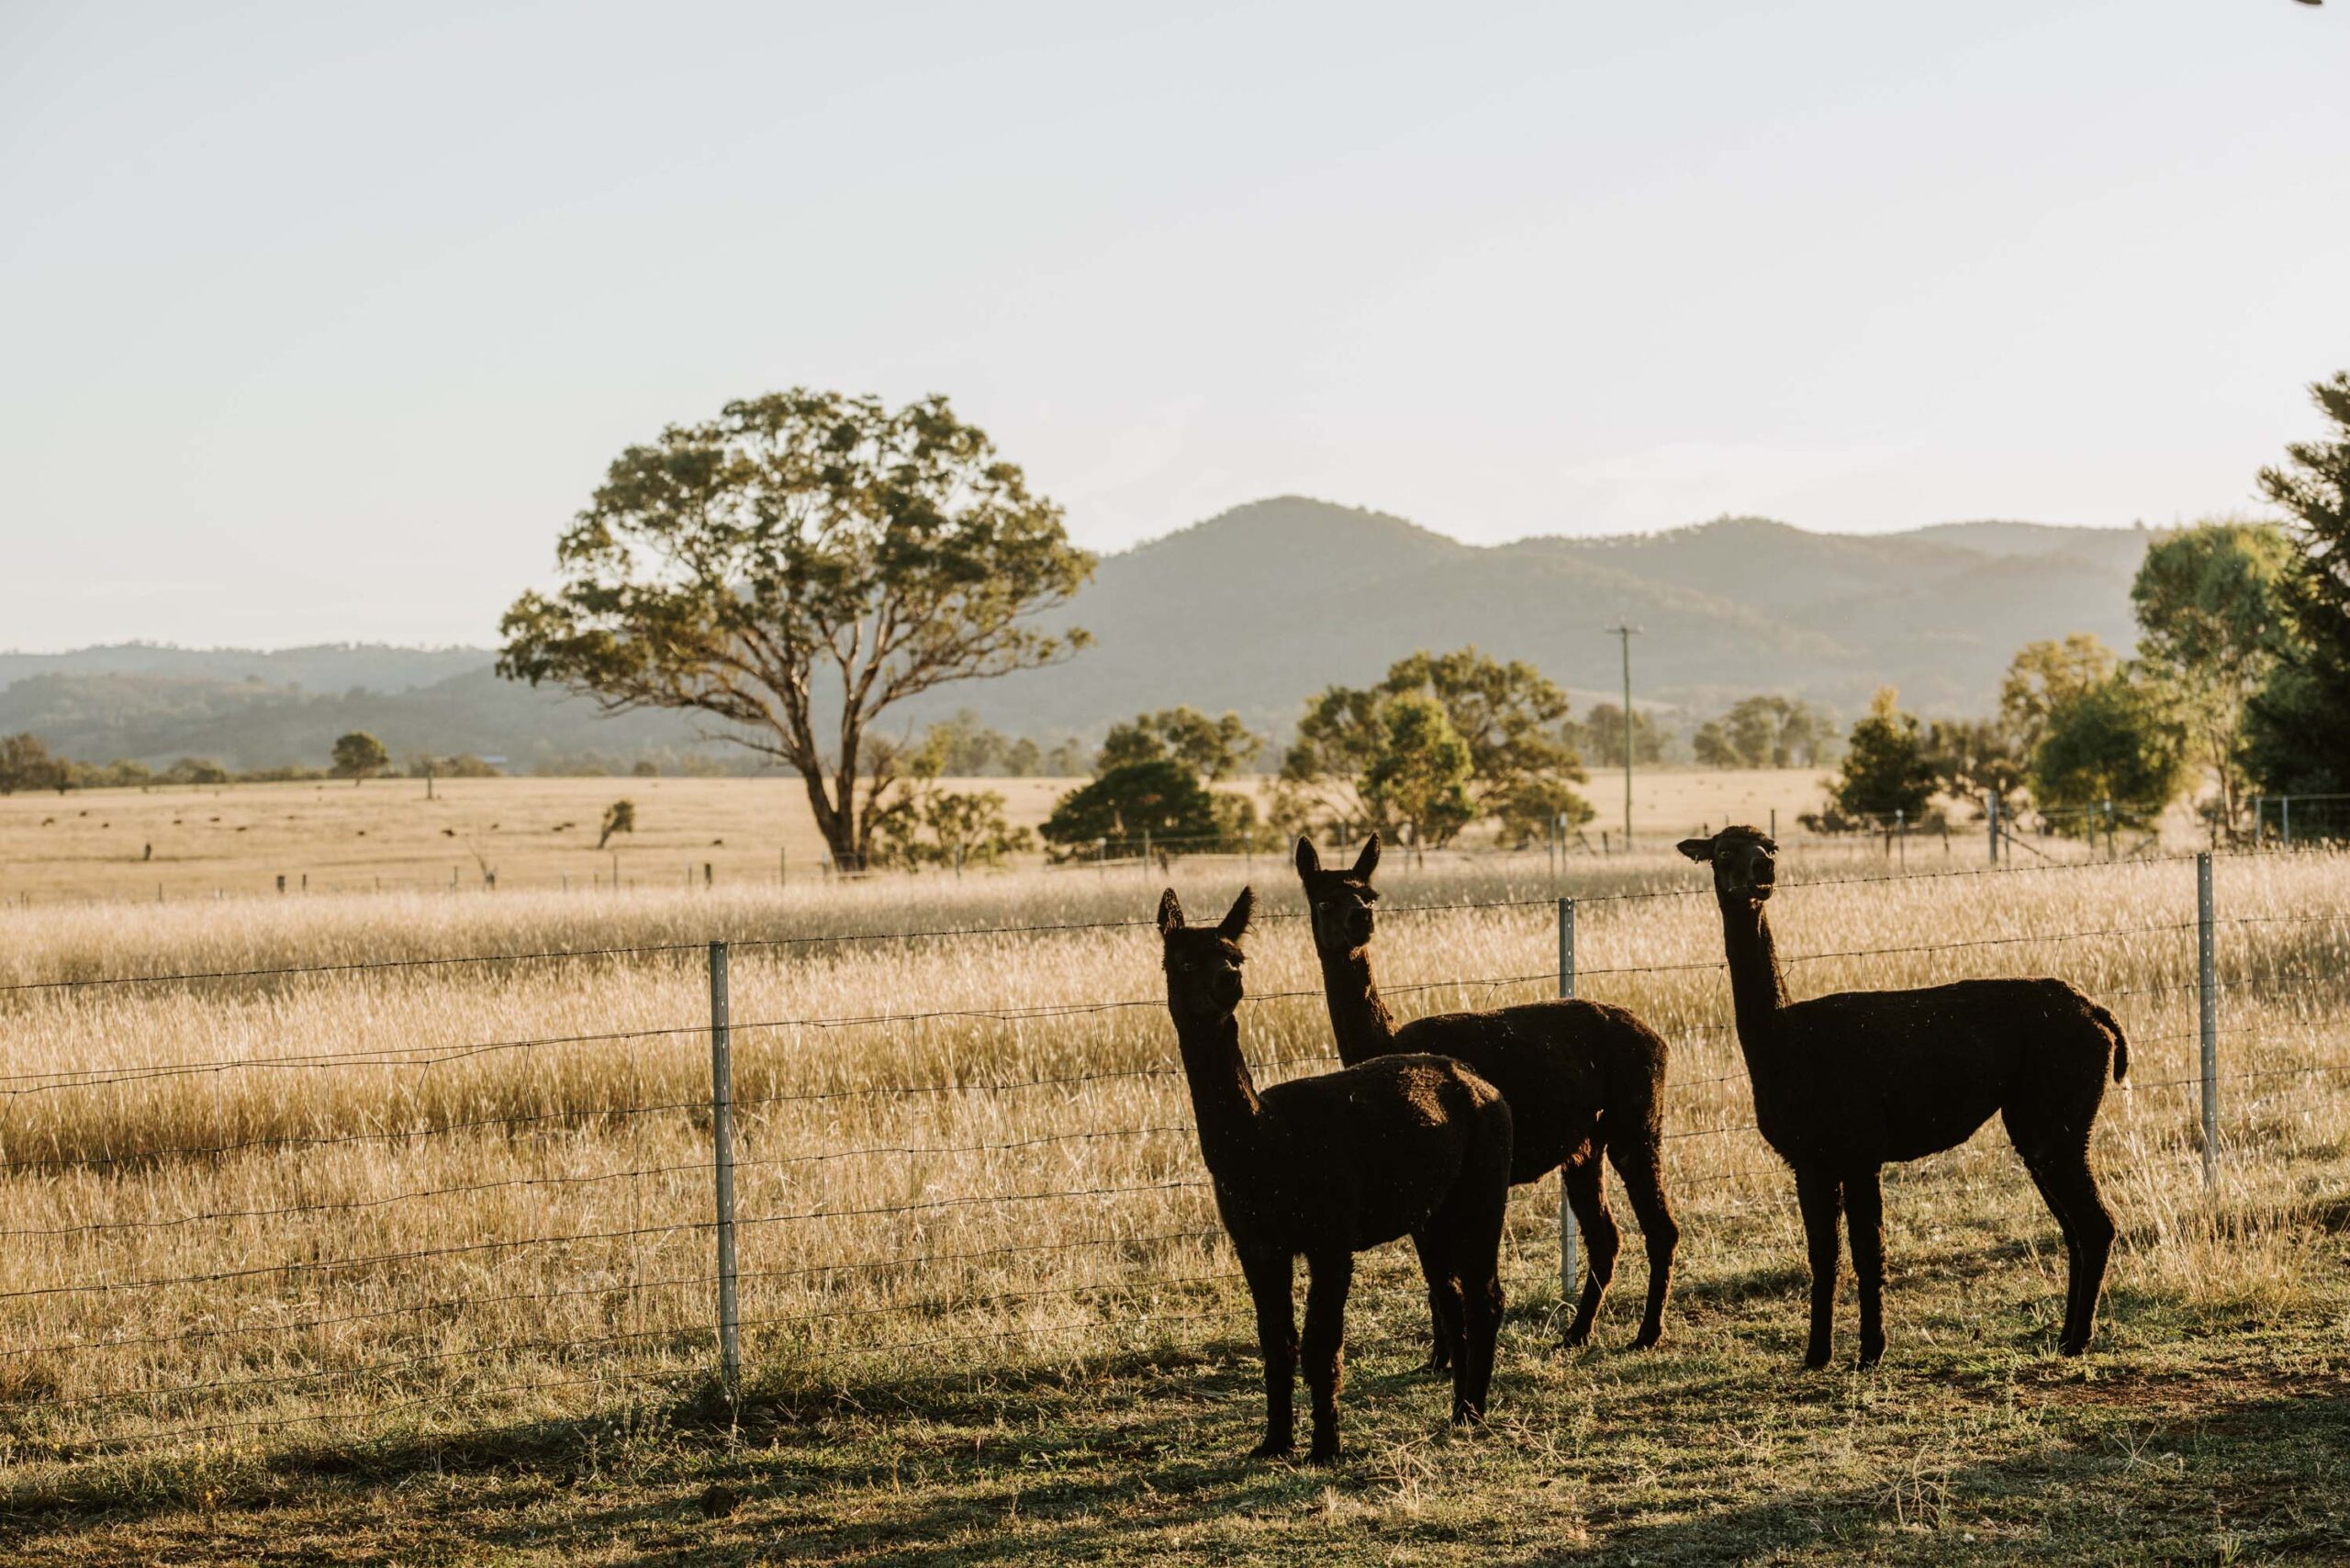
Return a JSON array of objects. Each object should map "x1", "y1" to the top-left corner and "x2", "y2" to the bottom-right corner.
[
  {"x1": 0, "y1": 836, "x2": 2341, "y2": 1563},
  {"x1": 0, "y1": 768, "x2": 1874, "y2": 904}
]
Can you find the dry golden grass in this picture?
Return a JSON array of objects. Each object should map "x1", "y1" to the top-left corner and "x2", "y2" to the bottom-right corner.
[{"x1": 0, "y1": 836, "x2": 2341, "y2": 1515}]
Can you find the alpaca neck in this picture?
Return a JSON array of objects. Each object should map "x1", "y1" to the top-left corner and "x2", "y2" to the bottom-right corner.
[
  {"x1": 1315, "y1": 946, "x2": 1400, "y2": 1066},
  {"x1": 1172, "y1": 1010, "x2": 1264, "y2": 1174},
  {"x1": 1718, "y1": 897, "x2": 1789, "y2": 1069}
]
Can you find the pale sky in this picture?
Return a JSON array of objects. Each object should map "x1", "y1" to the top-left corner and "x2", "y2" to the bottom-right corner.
[{"x1": 3, "y1": 1, "x2": 2344, "y2": 651}]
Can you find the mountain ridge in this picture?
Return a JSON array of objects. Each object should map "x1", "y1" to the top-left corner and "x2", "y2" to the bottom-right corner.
[{"x1": 2, "y1": 498, "x2": 2153, "y2": 769}]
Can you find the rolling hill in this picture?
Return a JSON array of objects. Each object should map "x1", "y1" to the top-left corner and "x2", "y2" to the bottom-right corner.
[{"x1": 0, "y1": 499, "x2": 2153, "y2": 769}]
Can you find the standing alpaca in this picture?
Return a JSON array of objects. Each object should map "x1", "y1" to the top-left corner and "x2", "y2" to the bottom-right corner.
[
  {"x1": 1296, "y1": 836, "x2": 1680, "y2": 1355},
  {"x1": 1157, "y1": 886, "x2": 1514, "y2": 1462},
  {"x1": 1678, "y1": 826, "x2": 2128, "y2": 1367}
]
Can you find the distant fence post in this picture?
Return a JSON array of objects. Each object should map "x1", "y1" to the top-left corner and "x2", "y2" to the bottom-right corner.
[
  {"x1": 1987, "y1": 793, "x2": 1999, "y2": 866},
  {"x1": 708, "y1": 941, "x2": 743, "y2": 1403},
  {"x1": 1558, "y1": 896, "x2": 1578, "y2": 1307},
  {"x1": 2197, "y1": 854, "x2": 2219, "y2": 1191}
]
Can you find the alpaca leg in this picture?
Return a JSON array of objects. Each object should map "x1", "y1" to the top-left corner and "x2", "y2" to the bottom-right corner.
[
  {"x1": 1794, "y1": 1167, "x2": 1844, "y2": 1370},
  {"x1": 1843, "y1": 1166, "x2": 1887, "y2": 1369},
  {"x1": 1408, "y1": 1228, "x2": 1459, "y2": 1374},
  {"x1": 1301, "y1": 1251, "x2": 1353, "y2": 1463},
  {"x1": 2054, "y1": 1157, "x2": 2118, "y2": 1355},
  {"x1": 2007, "y1": 1100, "x2": 2116, "y2": 1355},
  {"x1": 1607, "y1": 1133, "x2": 1680, "y2": 1350},
  {"x1": 2026, "y1": 1146, "x2": 2116, "y2": 1355},
  {"x1": 1460, "y1": 1209, "x2": 1508, "y2": 1426},
  {"x1": 1239, "y1": 1249, "x2": 1296, "y2": 1459},
  {"x1": 1561, "y1": 1155, "x2": 1619, "y2": 1349},
  {"x1": 2014, "y1": 1150, "x2": 2085, "y2": 1348}
]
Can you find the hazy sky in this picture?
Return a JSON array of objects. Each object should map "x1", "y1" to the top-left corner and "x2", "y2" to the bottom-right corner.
[{"x1": 3, "y1": 1, "x2": 2345, "y2": 650}]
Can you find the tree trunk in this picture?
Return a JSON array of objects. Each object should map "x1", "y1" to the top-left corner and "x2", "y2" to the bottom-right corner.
[{"x1": 798, "y1": 767, "x2": 858, "y2": 869}]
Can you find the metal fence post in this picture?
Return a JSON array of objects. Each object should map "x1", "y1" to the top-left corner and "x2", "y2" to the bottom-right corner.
[
  {"x1": 1558, "y1": 897, "x2": 1578, "y2": 1307},
  {"x1": 708, "y1": 941, "x2": 743, "y2": 1400},
  {"x1": 2197, "y1": 854, "x2": 2219, "y2": 1190}
]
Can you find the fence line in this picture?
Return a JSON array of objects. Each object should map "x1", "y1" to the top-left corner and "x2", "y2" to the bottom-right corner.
[
  {"x1": 4, "y1": 846, "x2": 2267, "y2": 999},
  {"x1": 0, "y1": 974, "x2": 1554, "y2": 1101},
  {"x1": 0, "y1": 848, "x2": 2342, "y2": 1472}
]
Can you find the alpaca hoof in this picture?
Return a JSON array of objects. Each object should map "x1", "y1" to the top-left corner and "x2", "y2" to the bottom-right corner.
[
  {"x1": 1450, "y1": 1403, "x2": 1486, "y2": 1428},
  {"x1": 1419, "y1": 1352, "x2": 1453, "y2": 1376},
  {"x1": 1561, "y1": 1323, "x2": 1594, "y2": 1350},
  {"x1": 1306, "y1": 1440, "x2": 1342, "y2": 1465},
  {"x1": 2058, "y1": 1336, "x2": 2091, "y2": 1358},
  {"x1": 1249, "y1": 1437, "x2": 1293, "y2": 1461},
  {"x1": 1628, "y1": 1331, "x2": 1662, "y2": 1352},
  {"x1": 1802, "y1": 1347, "x2": 1832, "y2": 1371},
  {"x1": 1857, "y1": 1335, "x2": 1886, "y2": 1370}
]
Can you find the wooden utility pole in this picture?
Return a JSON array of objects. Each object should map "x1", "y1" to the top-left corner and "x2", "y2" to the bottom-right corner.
[{"x1": 1605, "y1": 625, "x2": 1641, "y2": 849}]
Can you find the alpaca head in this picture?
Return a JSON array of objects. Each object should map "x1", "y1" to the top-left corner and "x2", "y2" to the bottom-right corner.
[
  {"x1": 1158, "y1": 886, "x2": 1254, "y2": 1026},
  {"x1": 1677, "y1": 825, "x2": 1779, "y2": 907},
  {"x1": 1294, "y1": 834, "x2": 1381, "y2": 956}
]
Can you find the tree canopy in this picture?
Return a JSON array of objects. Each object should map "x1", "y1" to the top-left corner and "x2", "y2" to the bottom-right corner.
[
  {"x1": 330, "y1": 731, "x2": 389, "y2": 783},
  {"x1": 1360, "y1": 693, "x2": 1476, "y2": 848},
  {"x1": 1571, "y1": 703, "x2": 1664, "y2": 769},
  {"x1": 867, "y1": 738, "x2": 1033, "y2": 870},
  {"x1": 1922, "y1": 717, "x2": 2026, "y2": 821},
  {"x1": 1694, "y1": 695, "x2": 1829, "y2": 770},
  {"x1": 1096, "y1": 707, "x2": 1262, "y2": 781},
  {"x1": 2132, "y1": 519, "x2": 2296, "y2": 828},
  {"x1": 2030, "y1": 671, "x2": 2190, "y2": 832},
  {"x1": 0, "y1": 733, "x2": 66, "y2": 795},
  {"x1": 1830, "y1": 688, "x2": 1938, "y2": 823},
  {"x1": 498, "y1": 390, "x2": 1094, "y2": 866},
  {"x1": 1039, "y1": 759, "x2": 1225, "y2": 859},
  {"x1": 2246, "y1": 371, "x2": 2350, "y2": 799},
  {"x1": 1999, "y1": 634, "x2": 2121, "y2": 756},
  {"x1": 1277, "y1": 646, "x2": 1588, "y2": 846}
]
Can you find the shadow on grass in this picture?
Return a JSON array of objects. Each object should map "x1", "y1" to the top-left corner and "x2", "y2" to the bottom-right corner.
[
  {"x1": 1509, "y1": 1379, "x2": 2350, "y2": 1567},
  {"x1": 0, "y1": 1333, "x2": 1482, "y2": 1563},
  {"x1": 8, "y1": 1305, "x2": 2346, "y2": 1565}
]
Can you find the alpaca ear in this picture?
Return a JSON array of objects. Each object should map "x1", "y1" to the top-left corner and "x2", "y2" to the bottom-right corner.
[
  {"x1": 1218, "y1": 886, "x2": 1256, "y2": 940},
  {"x1": 1294, "y1": 837, "x2": 1321, "y2": 877},
  {"x1": 1675, "y1": 836, "x2": 1717, "y2": 863},
  {"x1": 1352, "y1": 834, "x2": 1381, "y2": 879},
  {"x1": 1157, "y1": 888, "x2": 1185, "y2": 934}
]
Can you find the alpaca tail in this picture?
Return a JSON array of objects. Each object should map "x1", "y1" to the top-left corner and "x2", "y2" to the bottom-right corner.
[{"x1": 2088, "y1": 1002, "x2": 2130, "y2": 1082}]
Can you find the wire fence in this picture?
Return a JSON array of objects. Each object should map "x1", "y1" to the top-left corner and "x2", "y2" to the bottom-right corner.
[{"x1": 0, "y1": 847, "x2": 2344, "y2": 1473}]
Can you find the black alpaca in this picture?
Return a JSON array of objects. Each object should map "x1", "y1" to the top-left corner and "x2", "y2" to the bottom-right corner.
[
  {"x1": 1678, "y1": 826, "x2": 2128, "y2": 1367},
  {"x1": 1158, "y1": 886, "x2": 1514, "y2": 1462},
  {"x1": 1298, "y1": 835, "x2": 1680, "y2": 1354}
]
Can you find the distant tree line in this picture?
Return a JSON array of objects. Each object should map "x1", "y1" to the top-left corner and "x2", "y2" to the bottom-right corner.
[
  {"x1": 1801, "y1": 370, "x2": 2350, "y2": 841},
  {"x1": 0, "y1": 729, "x2": 509, "y2": 794},
  {"x1": 1689, "y1": 696, "x2": 1832, "y2": 770}
]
